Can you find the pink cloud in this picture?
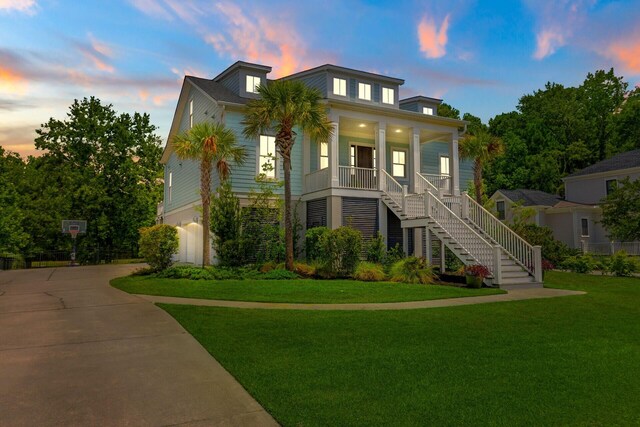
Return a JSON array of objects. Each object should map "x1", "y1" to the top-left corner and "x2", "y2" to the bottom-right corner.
[
  {"x1": 0, "y1": 0, "x2": 36, "y2": 13},
  {"x1": 417, "y1": 14, "x2": 450, "y2": 59},
  {"x1": 607, "y1": 38, "x2": 640, "y2": 74},
  {"x1": 127, "y1": 0, "x2": 173, "y2": 20},
  {"x1": 533, "y1": 30, "x2": 565, "y2": 60}
]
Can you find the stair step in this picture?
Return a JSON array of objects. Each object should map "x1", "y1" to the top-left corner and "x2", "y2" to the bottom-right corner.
[
  {"x1": 500, "y1": 276, "x2": 535, "y2": 284},
  {"x1": 501, "y1": 265, "x2": 524, "y2": 272},
  {"x1": 501, "y1": 270, "x2": 530, "y2": 278}
]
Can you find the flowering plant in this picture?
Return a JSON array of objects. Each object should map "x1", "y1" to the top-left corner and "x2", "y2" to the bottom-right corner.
[
  {"x1": 465, "y1": 264, "x2": 491, "y2": 279},
  {"x1": 541, "y1": 259, "x2": 555, "y2": 271}
]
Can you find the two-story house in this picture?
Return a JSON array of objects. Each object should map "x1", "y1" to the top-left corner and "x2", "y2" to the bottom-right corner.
[
  {"x1": 160, "y1": 61, "x2": 542, "y2": 287},
  {"x1": 490, "y1": 149, "x2": 640, "y2": 254}
]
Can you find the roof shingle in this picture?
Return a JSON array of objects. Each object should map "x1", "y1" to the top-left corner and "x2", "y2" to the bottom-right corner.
[
  {"x1": 567, "y1": 149, "x2": 640, "y2": 178},
  {"x1": 186, "y1": 76, "x2": 249, "y2": 105},
  {"x1": 497, "y1": 189, "x2": 562, "y2": 207}
]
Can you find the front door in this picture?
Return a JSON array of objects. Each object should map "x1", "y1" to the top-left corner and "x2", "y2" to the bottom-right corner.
[{"x1": 352, "y1": 145, "x2": 374, "y2": 169}]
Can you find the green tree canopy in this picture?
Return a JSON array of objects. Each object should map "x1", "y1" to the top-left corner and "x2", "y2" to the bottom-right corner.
[{"x1": 601, "y1": 178, "x2": 640, "y2": 241}]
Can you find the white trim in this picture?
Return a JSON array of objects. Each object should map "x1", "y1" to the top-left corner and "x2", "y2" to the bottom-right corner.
[
  {"x1": 563, "y1": 166, "x2": 640, "y2": 182},
  {"x1": 391, "y1": 148, "x2": 408, "y2": 178},
  {"x1": 382, "y1": 87, "x2": 394, "y2": 105},
  {"x1": 257, "y1": 135, "x2": 278, "y2": 179},
  {"x1": 332, "y1": 77, "x2": 347, "y2": 97},
  {"x1": 580, "y1": 217, "x2": 590, "y2": 237},
  {"x1": 349, "y1": 142, "x2": 376, "y2": 169},
  {"x1": 439, "y1": 154, "x2": 450, "y2": 176},
  {"x1": 189, "y1": 99, "x2": 193, "y2": 128},
  {"x1": 318, "y1": 140, "x2": 329, "y2": 170},
  {"x1": 357, "y1": 81, "x2": 372, "y2": 101}
]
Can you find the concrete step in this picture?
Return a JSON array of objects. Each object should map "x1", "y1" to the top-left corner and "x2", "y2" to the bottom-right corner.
[
  {"x1": 501, "y1": 270, "x2": 530, "y2": 279},
  {"x1": 501, "y1": 265, "x2": 525, "y2": 272},
  {"x1": 500, "y1": 282, "x2": 544, "y2": 290},
  {"x1": 500, "y1": 276, "x2": 535, "y2": 284}
]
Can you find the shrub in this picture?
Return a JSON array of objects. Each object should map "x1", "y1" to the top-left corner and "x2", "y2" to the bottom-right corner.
[
  {"x1": 320, "y1": 226, "x2": 362, "y2": 278},
  {"x1": 366, "y1": 232, "x2": 386, "y2": 263},
  {"x1": 353, "y1": 262, "x2": 386, "y2": 282},
  {"x1": 390, "y1": 257, "x2": 434, "y2": 284},
  {"x1": 259, "y1": 261, "x2": 277, "y2": 273},
  {"x1": 217, "y1": 239, "x2": 246, "y2": 267},
  {"x1": 260, "y1": 269, "x2": 299, "y2": 280},
  {"x1": 292, "y1": 262, "x2": 316, "y2": 278},
  {"x1": 512, "y1": 224, "x2": 575, "y2": 265},
  {"x1": 157, "y1": 265, "x2": 213, "y2": 280},
  {"x1": 383, "y1": 243, "x2": 405, "y2": 270},
  {"x1": 464, "y1": 264, "x2": 491, "y2": 279},
  {"x1": 607, "y1": 250, "x2": 638, "y2": 277},
  {"x1": 138, "y1": 224, "x2": 179, "y2": 271},
  {"x1": 305, "y1": 227, "x2": 329, "y2": 262},
  {"x1": 561, "y1": 254, "x2": 596, "y2": 274}
]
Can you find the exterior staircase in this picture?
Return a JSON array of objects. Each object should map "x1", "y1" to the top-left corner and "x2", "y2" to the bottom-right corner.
[{"x1": 380, "y1": 171, "x2": 543, "y2": 288}]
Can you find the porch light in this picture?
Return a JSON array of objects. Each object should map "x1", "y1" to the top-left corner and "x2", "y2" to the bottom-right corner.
[
  {"x1": 358, "y1": 123, "x2": 366, "y2": 128},
  {"x1": 395, "y1": 129, "x2": 402, "y2": 133}
]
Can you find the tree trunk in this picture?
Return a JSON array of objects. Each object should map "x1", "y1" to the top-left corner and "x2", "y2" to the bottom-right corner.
[
  {"x1": 474, "y1": 160, "x2": 483, "y2": 205},
  {"x1": 283, "y1": 154, "x2": 294, "y2": 271},
  {"x1": 201, "y1": 158, "x2": 212, "y2": 267}
]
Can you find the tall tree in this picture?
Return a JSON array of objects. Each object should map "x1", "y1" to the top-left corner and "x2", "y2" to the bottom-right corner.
[
  {"x1": 601, "y1": 178, "x2": 640, "y2": 241},
  {"x1": 173, "y1": 122, "x2": 246, "y2": 267},
  {"x1": 0, "y1": 147, "x2": 28, "y2": 254},
  {"x1": 34, "y1": 97, "x2": 163, "y2": 257},
  {"x1": 242, "y1": 80, "x2": 331, "y2": 271},
  {"x1": 459, "y1": 114, "x2": 504, "y2": 204}
]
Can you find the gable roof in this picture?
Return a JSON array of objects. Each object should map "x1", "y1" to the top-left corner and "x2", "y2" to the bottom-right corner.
[
  {"x1": 186, "y1": 76, "x2": 249, "y2": 105},
  {"x1": 497, "y1": 189, "x2": 562, "y2": 207},
  {"x1": 280, "y1": 64, "x2": 405, "y2": 85},
  {"x1": 212, "y1": 60, "x2": 272, "y2": 82},
  {"x1": 566, "y1": 149, "x2": 640, "y2": 178}
]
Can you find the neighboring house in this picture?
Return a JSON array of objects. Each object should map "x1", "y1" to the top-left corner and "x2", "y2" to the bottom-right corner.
[
  {"x1": 160, "y1": 61, "x2": 542, "y2": 287},
  {"x1": 491, "y1": 149, "x2": 640, "y2": 253}
]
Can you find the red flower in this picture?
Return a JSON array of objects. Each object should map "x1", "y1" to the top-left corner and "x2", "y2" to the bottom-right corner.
[{"x1": 465, "y1": 264, "x2": 491, "y2": 278}]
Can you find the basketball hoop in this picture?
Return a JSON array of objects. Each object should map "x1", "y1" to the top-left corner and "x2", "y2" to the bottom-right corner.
[
  {"x1": 69, "y1": 225, "x2": 80, "y2": 240},
  {"x1": 62, "y1": 220, "x2": 87, "y2": 267}
]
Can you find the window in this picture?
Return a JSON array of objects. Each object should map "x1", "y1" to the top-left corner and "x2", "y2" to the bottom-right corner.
[
  {"x1": 440, "y1": 156, "x2": 450, "y2": 176},
  {"x1": 349, "y1": 144, "x2": 376, "y2": 168},
  {"x1": 382, "y1": 87, "x2": 394, "y2": 104},
  {"x1": 392, "y1": 149, "x2": 406, "y2": 177},
  {"x1": 423, "y1": 106, "x2": 434, "y2": 115},
  {"x1": 319, "y1": 141, "x2": 329, "y2": 169},
  {"x1": 246, "y1": 75, "x2": 261, "y2": 94},
  {"x1": 333, "y1": 78, "x2": 346, "y2": 96},
  {"x1": 358, "y1": 82, "x2": 371, "y2": 101},
  {"x1": 606, "y1": 179, "x2": 618, "y2": 195},
  {"x1": 168, "y1": 171, "x2": 173, "y2": 202},
  {"x1": 496, "y1": 200, "x2": 505, "y2": 220},
  {"x1": 581, "y1": 218, "x2": 589, "y2": 237},
  {"x1": 259, "y1": 135, "x2": 276, "y2": 178},
  {"x1": 189, "y1": 99, "x2": 193, "y2": 128}
]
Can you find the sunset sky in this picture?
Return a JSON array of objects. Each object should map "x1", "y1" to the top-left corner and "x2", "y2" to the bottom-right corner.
[{"x1": 1, "y1": 0, "x2": 639, "y2": 157}]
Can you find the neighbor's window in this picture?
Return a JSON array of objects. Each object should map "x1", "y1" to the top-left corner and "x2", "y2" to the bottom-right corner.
[
  {"x1": 581, "y1": 218, "x2": 589, "y2": 237},
  {"x1": 259, "y1": 135, "x2": 276, "y2": 178},
  {"x1": 392, "y1": 149, "x2": 406, "y2": 178},
  {"x1": 382, "y1": 87, "x2": 394, "y2": 104},
  {"x1": 423, "y1": 106, "x2": 434, "y2": 115},
  {"x1": 358, "y1": 82, "x2": 371, "y2": 101},
  {"x1": 440, "y1": 156, "x2": 450, "y2": 176},
  {"x1": 333, "y1": 78, "x2": 346, "y2": 96},
  {"x1": 168, "y1": 171, "x2": 173, "y2": 202},
  {"x1": 496, "y1": 200, "x2": 505, "y2": 220},
  {"x1": 319, "y1": 141, "x2": 329, "y2": 169},
  {"x1": 605, "y1": 179, "x2": 618, "y2": 195},
  {"x1": 246, "y1": 75, "x2": 261, "y2": 94},
  {"x1": 189, "y1": 99, "x2": 193, "y2": 128}
]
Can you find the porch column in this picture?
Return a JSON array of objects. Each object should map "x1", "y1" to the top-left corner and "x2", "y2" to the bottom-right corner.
[
  {"x1": 439, "y1": 240, "x2": 446, "y2": 272},
  {"x1": 378, "y1": 199, "x2": 387, "y2": 245},
  {"x1": 424, "y1": 228, "x2": 432, "y2": 263},
  {"x1": 449, "y1": 128, "x2": 460, "y2": 196},
  {"x1": 376, "y1": 121, "x2": 386, "y2": 190},
  {"x1": 402, "y1": 227, "x2": 409, "y2": 256},
  {"x1": 413, "y1": 228, "x2": 423, "y2": 257},
  {"x1": 410, "y1": 128, "x2": 420, "y2": 193},
  {"x1": 330, "y1": 121, "x2": 339, "y2": 187}
]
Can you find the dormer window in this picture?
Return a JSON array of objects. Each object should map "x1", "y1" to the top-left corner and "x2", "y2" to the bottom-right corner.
[
  {"x1": 423, "y1": 106, "x2": 434, "y2": 115},
  {"x1": 333, "y1": 78, "x2": 346, "y2": 96},
  {"x1": 358, "y1": 82, "x2": 371, "y2": 101},
  {"x1": 246, "y1": 75, "x2": 261, "y2": 94},
  {"x1": 382, "y1": 87, "x2": 394, "y2": 104}
]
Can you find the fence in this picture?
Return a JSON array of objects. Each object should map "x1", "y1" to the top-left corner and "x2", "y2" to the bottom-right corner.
[
  {"x1": 582, "y1": 241, "x2": 640, "y2": 256},
  {"x1": 0, "y1": 248, "x2": 143, "y2": 270}
]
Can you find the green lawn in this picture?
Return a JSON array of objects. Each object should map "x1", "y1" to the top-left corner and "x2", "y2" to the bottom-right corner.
[
  {"x1": 111, "y1": 275, "x2": 503, "y2": 303},
  {"x1": 159, "y1": 271, "x2": 640, "y2": 426}
]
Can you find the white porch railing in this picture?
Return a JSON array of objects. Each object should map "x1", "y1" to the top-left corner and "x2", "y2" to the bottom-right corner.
[
  {"x1": 424, "y1": 190, "x2": 497, "y2": 274},
  {"x1": 462, "y1": 193, "x2": 541, "y2": 281},
  {"x1": 381, "y1": 169, "x2": 403, "y2": 206},
  {"x1": 420, "y1": 173, "x2": 451, "y2": 194},
  {"x1": 338, "y1": 166, "x2": 377, "y2": 190},
  {"x1": 415, "y1": 172, "x2": 438, "y2": 194},
  {"x1": 304, "y1": 168, "x2": 330, "y2": 193},
  {"x1": 405, "y1": 194, "x2": 425, "y2": 218}
]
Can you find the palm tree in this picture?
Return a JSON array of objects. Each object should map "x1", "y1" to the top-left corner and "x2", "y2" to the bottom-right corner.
[
  {"x1": 459, "y1": 129, "x2": 503, "y2": 204},
  {"x1": 172, "y1": 122, "x2": 246, "y2": 267},
  {"x1": 243, "y1": 80, "x2": 332, "y2": 271}
]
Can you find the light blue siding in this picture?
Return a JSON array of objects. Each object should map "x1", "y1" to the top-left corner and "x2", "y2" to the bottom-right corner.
[
  {"x1": 349, "y1": 78, "x2": 356, "y2": 100},
  {"x1": 296, "y1": 73, "x2": 327, "y2": 96},
  {"x1": 399, "y1": 101, "x2": 419, "y2": 112},
  {"x1": 219, "y1": 71, "x2": 240, "y2": 93},
  {"x1": 223, "y1": 110, "x2": 303, "y2": 196},
  {"x1": 310, "y1": 138, "x2": 318, "y2": 171},
  {"x1": 338, "y1": 135, "x2": 374, "y2": 166},
  {"x1": 373, "y1": 83, "x2": 380, "y2": 103},
  {"x1": 421, "y1": 141, "x2": 474, "y2": 190}
]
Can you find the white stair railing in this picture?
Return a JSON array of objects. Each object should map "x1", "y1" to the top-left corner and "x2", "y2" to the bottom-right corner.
[
  {"x1": 405, "y1": 194, "x2": 425, "y2": 218},
  {"x1": 415, "y1": 172, "x2": 438, "y2": 195},
  {"x1": 462, "y1": 193, "x2": 541, "y2": 281},
  {"x1": 424, "y1": 190, "x2": 497, "y2": 275},
  {"x1": 381, "y1": 170, "x2": 403, "y2": 207},
  {"x1": 419, "y1": 173, "x2": 451, "y2": 194}
]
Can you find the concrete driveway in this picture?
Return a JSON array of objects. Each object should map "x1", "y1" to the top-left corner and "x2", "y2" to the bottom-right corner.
[{"x1": 0, "y1": 265, "x2": 277, "y2": 426}]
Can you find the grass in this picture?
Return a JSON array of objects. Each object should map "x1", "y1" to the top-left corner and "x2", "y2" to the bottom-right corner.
[
  {"x1": 158, "y1": 271, "x2": 640, "y2": 426},
  {"x1": 111, "y1": 275, "x2": 504, "y2": 304}
]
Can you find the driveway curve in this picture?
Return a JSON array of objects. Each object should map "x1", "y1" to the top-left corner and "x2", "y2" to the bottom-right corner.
[{"x1": 0, "y1": 264, "x2": 277, "y2": 426}]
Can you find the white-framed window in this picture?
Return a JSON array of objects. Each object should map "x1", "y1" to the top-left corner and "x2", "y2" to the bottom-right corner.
[
  {"x1": 246, "y1": 75, "x2": 261, "y2": 94},
  {"x1": 333, "y1": 78, "x2": 346, "y2": 96},
  {"x1": 349, "y1": 144, "x2": 376, "y2": 168},
  {"x1": 581, "y1": 218, "x2": 589, "y2": 237},
  {"x1": 189, "y1": 99, "x2": 193, "y2": 128},
  {"x1": 358, "y1": 82, "x2": 371, "y2": 101},
  {"x1": 319, "y1": 141, "x2": 329, "y2": 169},
  {"x1": 605, "y1": 179, "x2": 618, "y2": 195},
  {"x1": 423, "y1": 106, "x2": 434, "y2": 115},
  {"x1": 258, "y1": 135, "x2": 276, "y2": 179},
  {"x1": 168, "y1": 171, "x2": 173, "y2": 202},
  {"x1": 382, "y1": 87, "x2": 394, "y2": 104},
  {"x1": 440, "y1": 155, "x2": 450, "y2": 176},
  {"x1": 496, "y1": 200, "x2": 505, "y2": 220},
  {"x1": 392, "y1": 149, "x2": 407, "y2": 178}
]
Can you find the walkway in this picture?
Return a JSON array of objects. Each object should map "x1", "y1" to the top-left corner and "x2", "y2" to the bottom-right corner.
[
  {"x1": 138, "y1": 287, "x2": 585, "y2": 311},
  {"x1": 0, "y1": 264, "x2": 277, "y2": 427}
]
